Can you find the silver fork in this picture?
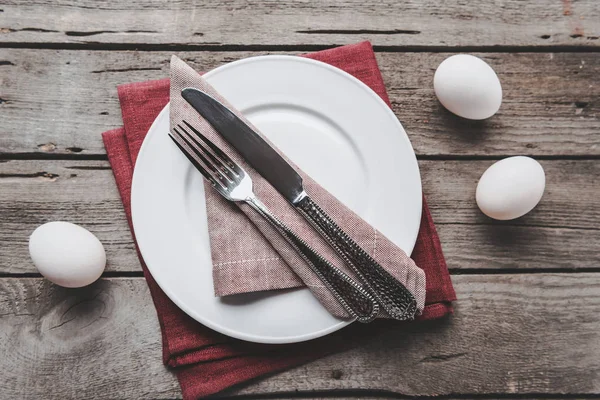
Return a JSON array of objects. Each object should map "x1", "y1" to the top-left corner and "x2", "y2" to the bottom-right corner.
[{"x1": 169, "y1": 121, "x2": 380, "y2": 323}]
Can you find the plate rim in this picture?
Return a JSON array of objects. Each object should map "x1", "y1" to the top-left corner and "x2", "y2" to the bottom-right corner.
[{"x1": 131, "y1": 55, "x2": 422, "y2": 343}]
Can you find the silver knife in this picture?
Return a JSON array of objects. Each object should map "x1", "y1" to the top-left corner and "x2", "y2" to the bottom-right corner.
[{"x1": 182, "y1": 87, "x2": 418, "y2": 320}]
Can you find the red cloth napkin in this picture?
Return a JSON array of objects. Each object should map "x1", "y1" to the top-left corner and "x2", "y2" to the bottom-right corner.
[{"x1": 102, "y1": 41, "x2": 456, "y2": 399}]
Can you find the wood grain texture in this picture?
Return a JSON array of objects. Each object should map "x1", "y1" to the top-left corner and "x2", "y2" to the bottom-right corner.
[
  {"x1": 1, "y1": 1, "x2": 598, "y2": 398},
  {"x1": 0, "y1": 0, "x2": 599, "y2": 48},
  {"x1": 231, "y1": 275, "x2": 600, "y2": 397},
  {"x1": 0, "y1": 160, "x2": 140, "y2": 273},
  {"x1": 0, "y1": 278, "x2": 178, "y2": 399},
  {"x1": 0, "y1": 274, "x2": 599, "y2": 399},
  {"x1": 1, "y1": 159, "x2": 597, "y2": 274},
  {"x1": 0, "y1": 50, "x2": 598, "y2": 156}
]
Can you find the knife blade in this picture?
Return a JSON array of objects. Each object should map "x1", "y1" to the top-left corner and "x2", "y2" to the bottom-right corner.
[
  {"x1": 182, "y1": 87, "x2": 418, "y2": 320},
  {"x1": 181, "y1": 88, "x2": 306, "y2": 205}
]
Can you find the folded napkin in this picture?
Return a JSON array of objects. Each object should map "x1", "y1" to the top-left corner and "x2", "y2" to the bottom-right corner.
[
  {"x1": 169, "y1": 55, "x2": 425, "y2": 318},
  {"x1": 103, "y1": 41, "x2": 456, "y2": 399}
]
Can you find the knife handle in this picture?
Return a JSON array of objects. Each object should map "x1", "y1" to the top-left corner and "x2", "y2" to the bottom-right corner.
[
  {"x1": 296, "y1": 196, "x2": 418, "y2": 320},
  {"x1": 246, "y1": 196, "x2": 380, "y2": 323}
]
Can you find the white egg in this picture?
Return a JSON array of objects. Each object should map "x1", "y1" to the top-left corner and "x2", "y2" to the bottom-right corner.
[
  {"x1": 476, "y1": 156, "x2": 545, "y2": 220},
  {"x1": 434, "y1": 54, "x2": 502, "y2": 120},
  {"x1": 29, "y1": 221, "x2": 106, "y2": 288}
]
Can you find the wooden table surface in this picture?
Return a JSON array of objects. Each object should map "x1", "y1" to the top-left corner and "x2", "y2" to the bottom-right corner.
[{"x1": 1, "y1": 1, "x2": 599, "y2": 399}]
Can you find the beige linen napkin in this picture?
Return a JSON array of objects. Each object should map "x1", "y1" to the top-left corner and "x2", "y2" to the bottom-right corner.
[{"x1": 170, "y1": 56, "x2": 426, "y2": 318}]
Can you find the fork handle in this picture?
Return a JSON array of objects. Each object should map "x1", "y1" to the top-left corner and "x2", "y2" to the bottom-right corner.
[
  {"x1": 295, "y1": 195, "x2": 418, "y2": 321},
  {"x1": 245, "y1": 195, "x2": 379, "y2": 323}
]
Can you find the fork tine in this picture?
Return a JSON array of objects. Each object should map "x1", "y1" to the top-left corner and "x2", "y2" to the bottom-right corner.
[
  {"x1": 176, "y1": 124, "x2": 236, "y2": 185},
  {"x1": 168, "y1": 133, "x2": 223, "y2": 189},
  {"x1": 182, "y1": 120, "x2": 243, "y2": 176},
  {"x1": 177, "y1": 124, "x2": 236, "y2": 182},
  {"x1": 171, "y1": 129, "x2": 230, "y2": 190},
  {"x1": 174, "y1": 126, "x2": 224, "y2": 182}
]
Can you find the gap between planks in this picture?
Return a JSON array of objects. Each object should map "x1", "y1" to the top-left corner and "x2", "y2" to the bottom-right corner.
[
  {"x1": 215, "y1": 391, "x2": 600, "y2": 399},
  {"x1": 4, "y1": 268, "x2": 600, "y2": 279},
  {"x1": 1, "y1": 43, "x2": 600, "y2": 53},
  {"x1": 2, "y1": 153, "x2": 600, "y2": 162}
]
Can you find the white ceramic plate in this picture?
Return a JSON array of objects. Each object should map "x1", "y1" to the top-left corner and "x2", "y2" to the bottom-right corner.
[{"x1": 131, "y1": 55, "x2": 422, "y2": 344}]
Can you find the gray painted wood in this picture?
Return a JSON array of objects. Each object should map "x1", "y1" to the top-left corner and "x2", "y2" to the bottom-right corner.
[
  {"x1": 1, "y1": 159, "x2": 598, "y2": 274},
  {"x1": 0, "y1": 0, "x2": 598, "y2": 47},
  {"x1": 0, "y1": 274, "x2": 598, "y2": 399},
  {"x1": 0, "y1": 50, "x2": 598, "y2": 156}
]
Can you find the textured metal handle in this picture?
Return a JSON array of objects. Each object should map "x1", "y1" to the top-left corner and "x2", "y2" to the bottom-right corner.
[
  {"x1": 246, "y1": 196, "x2": 379, "y2": 323},
  {"x1": 296, "y1": 195, "x2": 417, "y2": 320}
]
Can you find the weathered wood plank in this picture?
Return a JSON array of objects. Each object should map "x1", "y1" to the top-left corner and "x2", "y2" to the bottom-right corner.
[
  {"x1": 0, "y1": 49, "x2": 598, "y2": 156},
  {"x1": 0, "y1": 274, "x2": 599, "y2": 399},
  {"x1": 216, "y1": 398, "x2": 558, "y2": 400},
  {"x1": 1, "y1": 159, "x2": 598, "y2": 273},
  {"x1": 232, "y1": 275, "x2": 600, "y2": 397},
  {"x1": 0, "y1": 0, "x2": 598, "y2": 47},
  {"x1": 0, "y1": 161, "x2": 140, "y2": 273},
  {"x1": 0, "y1": 278, "x2": 179, "y2": 399}
]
